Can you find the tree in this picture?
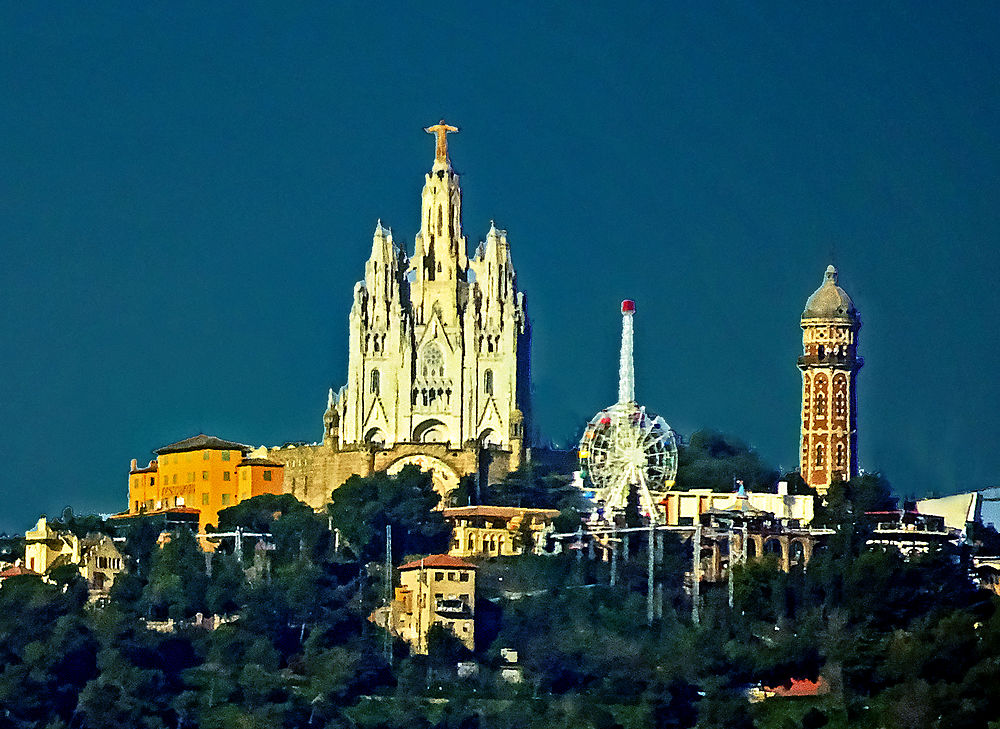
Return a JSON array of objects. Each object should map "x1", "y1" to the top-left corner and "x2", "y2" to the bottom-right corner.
[
  {"x1": 674, "y1": 430, "x2": 778, "y2": 492},
  {"x1": 327, "y1": 465, "x2": 451, "y2": 563},
  {"x1": 140, "y1": 528, "x2": 209, "y2": 620}
]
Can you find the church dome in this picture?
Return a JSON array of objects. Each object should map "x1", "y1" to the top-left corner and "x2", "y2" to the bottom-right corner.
[{"x1": 802, "y1": 265, "x2": 857, "y2": 320}]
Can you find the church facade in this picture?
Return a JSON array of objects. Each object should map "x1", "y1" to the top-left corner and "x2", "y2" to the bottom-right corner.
[
  {"x1": 797, "y1": 265, "x2": 862, "y2": 493},
  {"x1": 267, "y1": 122, "x2": 530, "y2": 509}
]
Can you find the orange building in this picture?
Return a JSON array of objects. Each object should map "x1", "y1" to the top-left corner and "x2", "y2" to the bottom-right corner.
[{"x1": 127, "y1": 434, "x2": 284, "y2": 533}]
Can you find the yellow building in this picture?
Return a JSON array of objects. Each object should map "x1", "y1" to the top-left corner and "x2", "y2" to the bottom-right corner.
[
  {"x1": 443, "y1": 505, "x2": 559, "y2": 558},
  {"x1": 24, "y1": 516, "x2": 124, "y2": 598},
  {"x1": 389, "y1": 554, "x2": 476, "y2": 654},
  {"x1": 127, "y1": 434, "x2": 284, "y2": 533},
  {"x1": 660, "y1": 488, "x2": 814, "y2": 527}
]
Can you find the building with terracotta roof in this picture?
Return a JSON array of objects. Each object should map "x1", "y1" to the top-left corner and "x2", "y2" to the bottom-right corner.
[
  {"x1": 125, "y1": 434, "x2": 284, "y2": 533},
  {"x1": 386, "y1": 554, "x2": 476, "y2": 654},
  {"x1": 22, "y1": 517, "x2": 124, "y2": 598},
  {"x1": 443, "y1": 505, "x2": 558, "y2": 558},
  {"x1": 0, "y1": 562, "x2": 40, "y2": 584}
]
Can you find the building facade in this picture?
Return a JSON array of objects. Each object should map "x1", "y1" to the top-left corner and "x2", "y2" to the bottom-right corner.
[
  {"x1": 443, "y1": 505, "x2": 559, "y2": 558},
  {"x1": 387, "y1": 553, "x2": 476, "y2": 654},
  {"x1": 23, "y1": 517, "x2": 124, "y2": 598},
  {"x1": 126, "y1": 434, "x2": 284, "y2": 532},
  {"x1": 798, "y1": 265, "x2": 862, "y2": 493},
  {"x1": 268, "y1": 122, "x2": 530, "y2": 507}
]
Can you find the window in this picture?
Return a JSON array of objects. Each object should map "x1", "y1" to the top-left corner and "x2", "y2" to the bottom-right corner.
[
  {"x1": 203, "y1": 451, "x2": 210, "y2": 460},
  {"x1": 161, "y1": 456, "x2": 167, "y2": 465},
  {"x1": 815, "y1": 443, "x2": 825, "y2": 468},
  {"x1": 435, "y1": 572, "x2": 444, "y2": 581},
  {"x1": 459, "y1": 572, "x2": 469, "y2": 582},
  {"x1": 222, "y1": 451, "x2": 230, "y2": 461},
  {"x1": 448, "y1": 571, "x2": 456, "y2": 581},
  {"x1": 150, "y1": 477, "x2": 155, "y2": 485},
  {"x1": 188, "y1": 472, "x2": 195, "y2": 482},
  {"x1": 221, "y1": 494, "x2": 231, "y2": 506},
  {"x1": 421, "y1": 343, "x2": 444, "y2": 378},
  {"x1": 836, "y1": 443, "x2": 845, "y2": 469},
  {"x1": 484, "y1": 369, "x2": 493, "y2": 396},
  {"x1": 370, "y1": 369, "x2": 380, "y2": 395},
  {"x1": 263, "y1": 470, "x2": 272, "y2": 481},
  {"x1": 814, "y1": 391, "x2": 827, "y2": 416},
  {"x1": 172, "y1": 474, "x2": 178, "y2": 484},
  {"x1": 174, "y1": 496, "x2": 184, "y2": 507},
  {"x1": 242, "y1": 469, "x2": 248, "y2": 480},
  {"x1": 202, "y1": 493, "x2": 209, "y2": 505},
  {"x1": 202, "y1": 471, "x2": 209, "y2": 480},
  {"x1": 223, "y1": 472, "x2": 230, "y2": 481}
]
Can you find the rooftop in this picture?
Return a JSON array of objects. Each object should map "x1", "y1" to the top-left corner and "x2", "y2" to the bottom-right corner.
[
  {"x1": 398, "y1": 554, "x2": 477, "y2": 571},
  {"x1": 802, "y1": 265, "x2": 858, "y2": 321},
  {"x1": 443, "y1": 506, "x2": 559, "y2": 519},
  {"x1": 154, "y1": 434, "x2": 252, "y2": 455}
]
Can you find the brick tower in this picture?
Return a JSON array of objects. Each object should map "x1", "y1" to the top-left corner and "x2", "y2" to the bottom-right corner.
[{"x1": 798, "y1": 265, "x2": 862, "y2": 493}]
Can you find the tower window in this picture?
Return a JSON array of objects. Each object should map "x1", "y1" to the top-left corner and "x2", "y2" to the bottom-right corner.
[
  {"x1": 834, "y1": 391, "x2": 846, "y2": 418},
  {"x1": 371, "y1": 369, "x2": 380, "y2": 395},
  {"x1": 815, "y1": 443, "x2": 825, "y2": 468},
  {"x1": 484, "y1": 369, "x2": 494, "y2": 396},
  {"x1": 814, "y1": 391, "x2": 827, "y2": 417},
  {"x1": 438, "y1": 205, "x2": 443, "y2": 236},
  {"x1": 836, "y1": 443, "x2": 845, "y2": 469}
]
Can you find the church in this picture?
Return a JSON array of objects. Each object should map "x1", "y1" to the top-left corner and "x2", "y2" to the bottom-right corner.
[{"x1": 265, "y1": 122, "x2": 530, "y2": 508}]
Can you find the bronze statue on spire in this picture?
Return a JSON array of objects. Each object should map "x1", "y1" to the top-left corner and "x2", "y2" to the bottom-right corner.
[{"x1": 424, "y1": 120, "x2": 459, "y2": 163}]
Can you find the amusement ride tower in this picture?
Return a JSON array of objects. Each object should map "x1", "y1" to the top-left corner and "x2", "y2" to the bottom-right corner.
[{"x1": 578, "y1": 300, "x2": 678, "y2": 524}]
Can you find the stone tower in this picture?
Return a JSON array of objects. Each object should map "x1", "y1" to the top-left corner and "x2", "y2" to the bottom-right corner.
[
  {"x1": 797, "y1": 265, "x2": 862, "y2": 493},
  {"x1": 331, "y1": 121, "x2": 529, "y2": 462}
]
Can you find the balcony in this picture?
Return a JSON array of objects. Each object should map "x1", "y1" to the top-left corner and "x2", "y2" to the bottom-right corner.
[
  {"x1": 435, "y1": 598, "x2": 472, "y2": 617},
  {"x1": 797, "y1": 354, "x2": 864, "y2": 369}
]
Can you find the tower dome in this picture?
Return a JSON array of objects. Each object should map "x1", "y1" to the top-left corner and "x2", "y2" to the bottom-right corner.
[{"x1": 802, "y1": 265, "x2": 857, "y2": 321}]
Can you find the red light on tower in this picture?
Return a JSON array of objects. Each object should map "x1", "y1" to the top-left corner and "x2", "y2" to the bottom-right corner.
[{"x1": 621, "y1": 299, "x2": 636, "y2": 314}]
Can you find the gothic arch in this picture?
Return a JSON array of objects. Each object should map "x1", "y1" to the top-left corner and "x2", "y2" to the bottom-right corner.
[
  {"x1": 478, "y1": 428, "x2": 500, "y2": 448},
  {"x1": 364, "y1": 427, "x2": 386, "y2": 446},
  {"x1": 413, "y1": 419, "x2": 449, "y2": 443}
]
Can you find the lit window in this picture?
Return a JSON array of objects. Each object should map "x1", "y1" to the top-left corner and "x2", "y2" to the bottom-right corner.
[
  {"x1": 263, "y1": 470, "x2": 272, "y2": 481},
  {"x1": 223, "y1": 472, "x2": 230, "y2": 481}
]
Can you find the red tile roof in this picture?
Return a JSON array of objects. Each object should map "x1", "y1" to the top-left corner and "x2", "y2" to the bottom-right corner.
[
  {"x1": 397, "y1": 554, "x2": 477, "y2": 571},
  {"x1": 443, "y1": 506, "x2": 559, "y2": 519},
  {"x1": 765, "y1": 677, "x2": 829, "y2": 697},
  {"x1": 0, "y1": 564, "x2": 40, "y2": 579}
]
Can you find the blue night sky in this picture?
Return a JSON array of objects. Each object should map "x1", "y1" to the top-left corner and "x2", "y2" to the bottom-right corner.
[{"x1": 2, "y1": 4, "x2": 999, "y2": 533}]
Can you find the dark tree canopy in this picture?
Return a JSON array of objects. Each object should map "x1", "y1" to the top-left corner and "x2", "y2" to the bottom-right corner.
[{"x1": 674, "y1": 429, "x2": 779, "y2": 492}]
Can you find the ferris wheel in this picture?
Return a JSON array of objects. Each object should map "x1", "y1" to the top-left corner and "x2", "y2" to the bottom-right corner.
[{"x1": 578, "y1": 300, "x2": 678, "y2": 523}]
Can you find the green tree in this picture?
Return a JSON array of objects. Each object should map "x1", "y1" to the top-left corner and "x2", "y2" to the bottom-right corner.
[
  {"x1": 674, "y1": 430, "x2": 778, "y2": 492},
  {"x1": 327, "y1": 465, "x2": 451, "y2": 563}
]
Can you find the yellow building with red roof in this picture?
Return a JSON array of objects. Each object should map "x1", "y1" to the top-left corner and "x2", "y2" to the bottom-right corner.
[{"x1": 387, "y1": 554, "x2": 476, "y2": 654}]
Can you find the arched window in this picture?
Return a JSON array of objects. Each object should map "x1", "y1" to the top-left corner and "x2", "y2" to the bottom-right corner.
[
  {"x1": 814, "y1": 390, "x2": 827, "y2": 417},
  {"x1": 484, "y1": 369, "x2": 494, "y2": 396},
  {"x1": 437, "y1": 205, "x2": 443, "y2": 236},
  {"x1": 370, "y1": 369, "x2": 380, "y2": 395},
  {"x1": 815, "y1": 443, "x2": 825, "y2": 468},
  {"x1": 834, "y1": 390, "x2": 846, "y2": 418},
  {"x1": 836, "y1": 443, "x2": 845, "y2": 469},
  {"x1": 421, "y1": 344, "x2": 444, "y2": 378}
]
